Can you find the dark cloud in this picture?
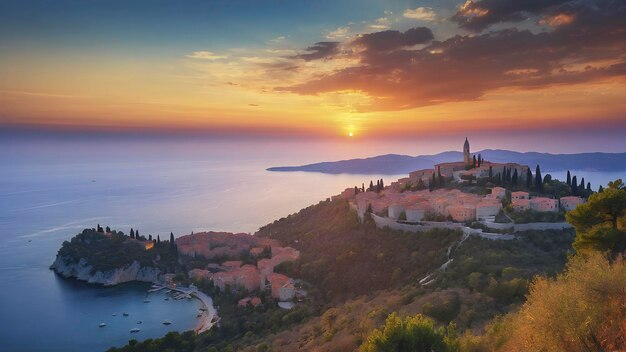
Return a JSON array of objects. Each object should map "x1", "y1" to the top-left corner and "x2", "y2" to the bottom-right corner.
[
  {"x1": 291, "y1": 41, "x2": 339, "y2": 61},
  {"x1": 279, "y1": 2, "x2": 626, "y2": 111},
  {"x1": 352, "y1": 27, "x2": 434, "y2": 52},
  {"x1": 452, "y1": 0, "x2": 570, "y2": 32}
]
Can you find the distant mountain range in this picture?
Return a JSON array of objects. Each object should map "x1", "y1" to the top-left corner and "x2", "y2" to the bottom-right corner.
[{"x1": 267, "y1": 150, "x2": 626, "y2": 175}]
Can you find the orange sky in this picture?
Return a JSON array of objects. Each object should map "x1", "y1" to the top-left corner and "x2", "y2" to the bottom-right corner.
[{"x1": 1, "y1": 0, "x2": 625, "y2": 140}]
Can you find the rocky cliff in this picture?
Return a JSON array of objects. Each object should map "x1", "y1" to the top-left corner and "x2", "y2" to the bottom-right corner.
[{"x1": 50, "y1": 255, "x2": 161, "y2": 286}]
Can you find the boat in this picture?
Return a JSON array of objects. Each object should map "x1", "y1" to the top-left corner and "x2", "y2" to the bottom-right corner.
[
  {"x1": 123, "y1": 312, "x2": 129, "y2": 317},
  {"x1": 99, "y1": 323, "x2": 106, "y2": 328},
  {"x1": 164, "y1": 297, "x2": 169, "y2": 301},
  {"x1": 130, "y1": 328, "x2": 140, "y2": 333},
  {"x1": 112, "y1": 314, "x2": 117, "y2": 316},
  {"x1": 137, "y1": 321, "x2": 142, "y2": 324},
  {"x1": 143, "y1": 299, "x2": 150, "y2": 303},
  {"x1": 163, "y1": 320, "x2": 172, "y2": 325}
]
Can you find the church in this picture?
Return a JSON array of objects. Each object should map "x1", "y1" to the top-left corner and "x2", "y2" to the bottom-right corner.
[{"x1": 435, "y1": 138, "x2": 529, "y2": 182}]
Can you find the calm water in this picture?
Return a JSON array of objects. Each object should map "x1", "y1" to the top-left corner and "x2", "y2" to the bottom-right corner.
[
  {"x1": 0, "y1": 136, "x2": 622, "y2": 351},
  {"x1": 0, "y1": 137, "x2": 404, "y2": 352}
]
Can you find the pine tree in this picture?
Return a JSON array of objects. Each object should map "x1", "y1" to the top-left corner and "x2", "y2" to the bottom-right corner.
[
  {"x1": 566, "y1": 171, "x2": 571, "y2": 186},
  {"x1": 526, "y1": 168, "x2": 532, "y2": 188},
  {"x1": 543, "y1": 174, "x2": 552, "y2": 184},
  {"x1": 571, "y1": 176, "x2": 578, "y2": 195},
  {"x1": 535, "y1": 165, "x2": 543, "y2": 192}
]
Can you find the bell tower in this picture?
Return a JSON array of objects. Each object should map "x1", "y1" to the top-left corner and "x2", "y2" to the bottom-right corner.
[{"x1": 463, "y1": 137, "x2": 470, "y2": 165}]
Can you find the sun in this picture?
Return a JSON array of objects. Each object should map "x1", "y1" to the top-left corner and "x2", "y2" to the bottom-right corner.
[{"x1": 348, "y1": 132, "x2": 354, "y2": 137}]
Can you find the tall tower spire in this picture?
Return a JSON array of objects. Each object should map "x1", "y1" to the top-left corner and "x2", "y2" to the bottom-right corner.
[{"x1": 463, "y1": 137, "x2": 471, "y2": 165}]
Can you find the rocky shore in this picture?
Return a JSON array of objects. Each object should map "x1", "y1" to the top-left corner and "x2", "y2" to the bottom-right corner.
[{"x1": 50, "y1": 256, "x2": 161, "y2": 286}]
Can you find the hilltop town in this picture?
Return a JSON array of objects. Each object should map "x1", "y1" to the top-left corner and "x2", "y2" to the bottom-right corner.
[{"x1": 333, "y1": 139, "x2": 586, "y2": 233}]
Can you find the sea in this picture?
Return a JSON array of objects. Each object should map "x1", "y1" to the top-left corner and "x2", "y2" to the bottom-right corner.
[{"x1": 0, "y1": 134, "x2": 623, "y2": 352}]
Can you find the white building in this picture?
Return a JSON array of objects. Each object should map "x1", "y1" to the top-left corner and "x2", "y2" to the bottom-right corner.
[
  {"x1": 529, "y1": 197, "x2": 558, "y2": 212},
  {"x1": 388, "y1": 204, "x2": 405, "y2": 219},
  {"x1": 476, "y1": 201, "x2": 502, "y2": 219},
  {"x1": 511, "y1": 191, "x2": 529, "y2": 201},
  {"x1": 560, "y1": 196, "x2": 584, "y2": 211}
]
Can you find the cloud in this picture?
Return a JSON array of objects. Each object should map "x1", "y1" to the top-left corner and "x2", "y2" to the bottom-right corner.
[
  {"x1": 352, "y1": 27, "x2": 434, "y2": 52},
  {"x1": 267, "y1": 36, "x2": 286, "y2": 44},
  {"x1": 278, "y1": 0, "x2": 626, "y2": 112},
  {"x1": 403, "y1": 7, "x2": 437, "y2": 21},
  {"x1": 451, "y1": 0, "x2": 570, "y2": 31},
  {"x1": 186, "y1": 51, "x2": 228, "y2": 60},
  {"x1": 326, "y1": 26, "x2": 350, "y2": 39},
  {"x1": 369, "y1": 17, "x2": 390, "y2": 30},
  {"x1": 291, "y1": 41, "x2": 340, "y2": 61}
]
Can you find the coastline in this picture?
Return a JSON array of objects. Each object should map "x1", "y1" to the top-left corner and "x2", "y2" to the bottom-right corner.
[
  {"x1": 165, "y1": 285, "x2": 218, "y2": 333},
  {"x1": 192, "y1": 289, "x2": 217, "y2": 333}
]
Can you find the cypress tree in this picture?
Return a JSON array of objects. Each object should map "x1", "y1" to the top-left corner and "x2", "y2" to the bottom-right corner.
[
  {"x1": 473, "y1": 155, "x2": 477, "y2": 168},
  {"x1": 477, "y1": 154, "x2": 482, "y2": 167},
  {"x1": 535, "y1": 165, "x2": 543, "y2": 192},
  {"x1": 598, "y1": 185, "x2": 604, "y2": 192},
  {"x1": 580, "y1": 177, "x2": 585, "y2": 190},
  {"x1": 489, "y1": 165, "x2": 493, "y2": 181},
  {"x1": 157, "y1": 235, "x2": 160, "y2": 244},
  {"x1": 526, "y1": 168, "x2": 532, "y2": 188},
  {"x1": 369, "y1": 180, "x2": 374, "y2": 191},
  {"x1": 136, "y1": 229, "x2": 139, "y2": 238},
  {"x1": 148, "y1": 234, "x2": 152, "y2": 241},
  {"x1": 566, "y1": 171, "x2": 571, "y2": 186},
  {"x1": 587, "y1": 182, "x2": 591, "y2": 191},
  {"x1": 362, "y1": 183, "x2": 365, "y2": 192},
  {"x1": 512, "y1": 169, "x2": 518, "y2": 184},
  {"x1": 170, "y1": 232, "x2": 175, "y2": 247},
  {"x1": 354, "y1": 186, "x2": 359, "y2": 194},
  {"x1": 571, "y1": 176, "x2": 578, "y2": 195},
  {"x1": 130, "y1": 228, "x2": 135, "y2": 239},
  {"x1": 376, "y1": 179, "x2": 380, "y2": 191},
  {"x1": 105, "y1": 226, "x2": 111, "y2": 233},
  {"x1": 380, "y1": 179, "x2": 384, "y2": 188}
]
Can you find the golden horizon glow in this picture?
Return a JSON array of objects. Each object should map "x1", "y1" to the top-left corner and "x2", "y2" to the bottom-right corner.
[{"x1": 0, "y1": 1, "x2": 624, "y2": 139}]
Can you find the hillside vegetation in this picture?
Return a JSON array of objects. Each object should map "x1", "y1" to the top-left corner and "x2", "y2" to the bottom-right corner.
[
  {"x1": 56, "y1": 228, "x2": 178, "y2": 273},
  {"x1": 256, "y1": 200, "x2": 460, "y2": 303}
]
